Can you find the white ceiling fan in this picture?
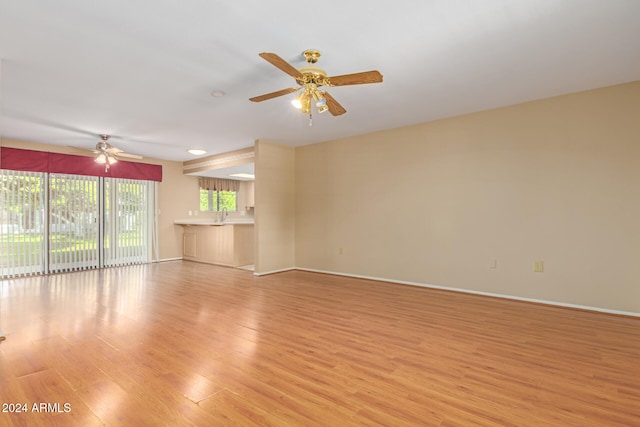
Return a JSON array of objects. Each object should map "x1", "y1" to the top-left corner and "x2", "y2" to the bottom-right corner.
[{"x1": 75, "y1": 134, "x2": 143, "y2": 171}]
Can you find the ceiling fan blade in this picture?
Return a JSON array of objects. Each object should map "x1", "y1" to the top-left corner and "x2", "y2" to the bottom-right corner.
[
  {"x1": 68, "y1": 146, "x2": 99, "y2": 154},
  {"x1": 258, "y1": 52, "x2": 303, "y2": 79},
  {"x1": 323, "y1": 91, "x2": 347, "y2": 116},
  {"x1": 249, "y1": 87, "x2": 298, "y2": 102},
  {"x1": 116, "y1": 152, "x2": 143, "y2": 160},
  {"x1": 328, "y1": 70, "x2": 383, "y2": 86}
]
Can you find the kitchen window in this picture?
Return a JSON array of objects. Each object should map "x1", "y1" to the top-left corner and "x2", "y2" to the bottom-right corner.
[{"x1": 199, "y1": 189, "x2": 237, "y2": 212}]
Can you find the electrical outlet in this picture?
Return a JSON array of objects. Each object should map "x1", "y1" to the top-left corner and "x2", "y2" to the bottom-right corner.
[
  {"x1": 338, "y1": 247, "x2": 343, "y2": 255},
  {"x1": 534, "y1": 260, "x2": 544, "y2": 273}
]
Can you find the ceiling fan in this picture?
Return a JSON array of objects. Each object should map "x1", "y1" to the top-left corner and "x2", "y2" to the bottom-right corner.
[
  {"x1": 76, "y1": 134, "x2": 143, "y2": 171},
  {"x1": 249, "y1": 50, "x2": 383, "y2": 120}
]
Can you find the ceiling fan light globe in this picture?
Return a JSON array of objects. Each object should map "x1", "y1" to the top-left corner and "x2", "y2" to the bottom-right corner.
[
  {"x1": 291, "y1": 98, "x2": 302, "y2": 109},
  {"x1": 109, "y1": 157, "x2": 118, "y2": 165},
  {"x1": 95, "y1": 154, "x2": 107, "y2": 164},
  {"x1": 317, "y1": 104, "x2": 329, "y2": 113}
]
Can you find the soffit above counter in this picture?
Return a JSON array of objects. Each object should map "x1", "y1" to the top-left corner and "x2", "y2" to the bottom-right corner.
[{"x1": 183, "y1": 147, "x2": 254, "y2": 179}]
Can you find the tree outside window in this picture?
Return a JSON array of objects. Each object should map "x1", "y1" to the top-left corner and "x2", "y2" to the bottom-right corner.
[{"x1": 200, "y1": 189, "x2": 237, "y2": 212}]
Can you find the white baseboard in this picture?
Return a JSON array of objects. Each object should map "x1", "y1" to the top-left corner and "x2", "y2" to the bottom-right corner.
[
  {"x1": 295, "y1": 267, "x2": 640, "y2": 318},
  {"x1": 154, "y1": 257, "x2": 183, "y2": 263},
  {"x1": 253, "y1": 267, "x2": 296, "y2": 277}
]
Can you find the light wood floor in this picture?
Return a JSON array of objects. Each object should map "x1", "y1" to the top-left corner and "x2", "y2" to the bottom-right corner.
[{"x1": 1, "y1": 261, "x2": 639, "y2": 426}]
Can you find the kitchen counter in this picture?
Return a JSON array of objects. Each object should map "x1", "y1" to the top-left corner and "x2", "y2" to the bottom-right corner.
[
  {"x1": 176, "y1": 219, "x2": 254, "y2": 267},
  {"x1": 174, "y1": 218, "x2": 254, "y2": 226}
]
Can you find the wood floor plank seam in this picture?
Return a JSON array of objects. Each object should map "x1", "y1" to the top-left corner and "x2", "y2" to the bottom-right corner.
[{"x1": 0, "y1": 261, "x2": 639, "y2": 426}]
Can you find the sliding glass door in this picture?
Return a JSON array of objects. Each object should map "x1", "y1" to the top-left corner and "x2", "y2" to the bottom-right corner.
[
  {"x1": 0, "y1": 170, "x2": 154, "y2": 278},
  {"x1": 48, "y1": 174, "x2": 100, "y2": 273},
  {"x1": 104, "y1": 178, "x2": 153, "y2": 267},
  {"x1": 0, "y1": 170, "x2": 46, "y2": 276}
]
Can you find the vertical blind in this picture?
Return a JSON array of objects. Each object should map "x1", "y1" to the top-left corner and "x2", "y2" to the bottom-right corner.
[
  {"x1": 49, "y1": 174, "x2": 100, "y2": 273},
  {"x1": 0, "y1": 170, "x2": 46, "y2": 277},
  {"x1": 104, "y1": 178, "x2": 154, "y2": 267},
  {"x1": 0, "y1": 170, "x2": 155, "y2": 278}
]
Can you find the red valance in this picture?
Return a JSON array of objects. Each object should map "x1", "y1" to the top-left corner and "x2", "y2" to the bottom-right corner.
[{"x1": 0, "y1": 147, "x2": 162, "y2": 182}]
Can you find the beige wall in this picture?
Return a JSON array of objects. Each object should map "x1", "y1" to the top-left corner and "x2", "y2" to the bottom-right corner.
[
  {"x1": 295, "y1": 81, "x2": 640, "y2": 313},
  {"x1": 157, "y1": 160, "x2": 198, "y2": 260},
  {"x1": 3, "y1": 81, "x2": 639, "y2": 313},
  {"x1": 0, "y1": 138, "x2": 195, "y2": 261},
  {"x1": 254, "y1": 140, "x2": 295, "y2": 274}
]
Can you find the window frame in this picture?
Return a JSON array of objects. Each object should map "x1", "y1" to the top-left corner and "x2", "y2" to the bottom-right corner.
[{"x1": 200, "y1": 189, "x2": 237, "y2": 212}]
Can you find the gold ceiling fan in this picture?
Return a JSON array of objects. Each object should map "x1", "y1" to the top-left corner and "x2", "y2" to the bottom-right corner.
[
  {"x1": 73, "y1": 134, "x2": 143, "y2": 171},
  {"x1": 249, "y1": 50, "x2": 383, "y2": 119}
]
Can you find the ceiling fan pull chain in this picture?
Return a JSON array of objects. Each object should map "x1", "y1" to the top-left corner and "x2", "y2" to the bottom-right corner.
[{"x1": 309, "y1": 113, "x2": 313, "y2": 127}]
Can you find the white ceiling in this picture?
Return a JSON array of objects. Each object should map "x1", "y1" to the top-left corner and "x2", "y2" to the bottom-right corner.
[
  {"x1": 185, "y1": 162, "x2": 254, "y2": 180},
  {"x1": 1, "y1": 0, "x2": 639, "y2": 163}
]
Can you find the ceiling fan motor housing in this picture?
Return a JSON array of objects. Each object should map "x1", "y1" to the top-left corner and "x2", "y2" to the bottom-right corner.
[{"x1": 296, "y1": 66, "x2": 329, "y2": 87}]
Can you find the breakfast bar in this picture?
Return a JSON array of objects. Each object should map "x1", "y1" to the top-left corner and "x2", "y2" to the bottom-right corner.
[{"x1": 174, "y1": 219, "x2": 254, "y2": 267}]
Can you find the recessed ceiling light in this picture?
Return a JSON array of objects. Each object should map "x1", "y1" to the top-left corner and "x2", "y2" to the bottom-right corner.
[
  {"x1": 229, "y1": 173, "x2": 255, "y2": 179},
  {"x1": 210, "y1": 90, "x2": 226, "y2": 97},
  {"x1": 188, "y1": 149, "x2": 207, "y2": 155}
]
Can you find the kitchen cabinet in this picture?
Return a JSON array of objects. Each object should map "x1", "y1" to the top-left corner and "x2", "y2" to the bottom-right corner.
[
  {"x1": 180, "y1": 223, "x2": 254, "y2": 267},
  {"x1": 245, "y1": 181, "x2": 255, "y2": 208}
]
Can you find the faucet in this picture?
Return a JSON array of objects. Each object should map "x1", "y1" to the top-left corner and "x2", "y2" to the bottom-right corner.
[{"x1": 219, "y1": 207, "x2": 228, "y2": 223}]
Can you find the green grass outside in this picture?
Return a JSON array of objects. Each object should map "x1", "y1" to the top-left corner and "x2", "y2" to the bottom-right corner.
[{"x1": 1, "y1": 232, "x2": 145, "y2": 268}]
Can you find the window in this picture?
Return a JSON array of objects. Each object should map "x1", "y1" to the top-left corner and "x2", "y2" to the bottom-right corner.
[
  {"x1": 197, "y1": 177, "x2": 240, "y2": 212},
  {"x1": 200, "y1": 189, "x2": 237, "y2": 212},
  {"x1": 0, "y1": 169, "x2": 155, "y2": 278},
  {"x1": 0, "y1": 170, "x2": 46, "y2": 277},
  {"x1": 103, "y1": 178, "x2": 155, "y2": 267}
]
